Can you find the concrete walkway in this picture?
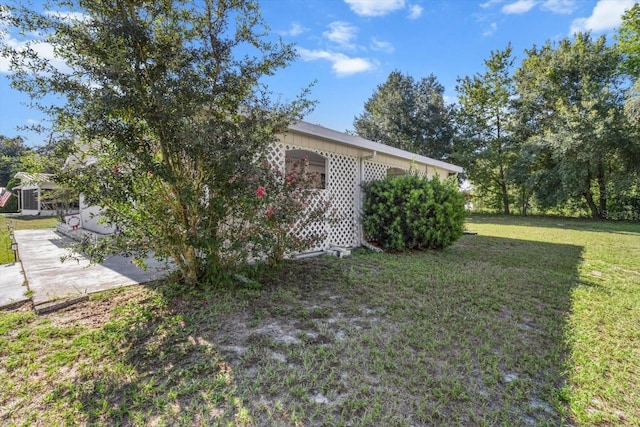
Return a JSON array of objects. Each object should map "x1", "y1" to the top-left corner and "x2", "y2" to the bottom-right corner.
[
  {"x1": 0, "y1": 263, "x2": 29, "y2": 309},
  {"x1": 1, "y1": 229, "x2": 168, "y2": 312}
]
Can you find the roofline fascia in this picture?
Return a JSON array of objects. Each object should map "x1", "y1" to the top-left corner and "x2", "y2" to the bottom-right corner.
[{"x1": 286, "y1": 121, "x2": 464, "y2": 173}]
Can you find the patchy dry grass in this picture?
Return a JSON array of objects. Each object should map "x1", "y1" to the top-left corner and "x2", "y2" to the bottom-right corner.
[{"x1": 1, "y1": 215, "x2": 638, "y2": 426}]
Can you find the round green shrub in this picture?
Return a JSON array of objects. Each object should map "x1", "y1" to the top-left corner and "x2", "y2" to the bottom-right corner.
[{"x1": 362, "y1": 174, "x2": 465, "y2": 251}]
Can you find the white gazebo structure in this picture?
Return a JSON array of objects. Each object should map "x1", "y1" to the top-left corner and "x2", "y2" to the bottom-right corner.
[{"x1": 13, "y1": 172, "x2": 71, "y2": 216}]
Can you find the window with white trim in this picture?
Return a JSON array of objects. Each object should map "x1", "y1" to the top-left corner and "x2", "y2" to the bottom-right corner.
[{"x1": 387, "y1": 167, "x2": 406, "y2": 178}]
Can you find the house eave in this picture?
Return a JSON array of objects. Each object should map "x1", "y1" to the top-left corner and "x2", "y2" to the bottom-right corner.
[{"x1": 287, "y1": 121, "x2": 463, "y2": 174}]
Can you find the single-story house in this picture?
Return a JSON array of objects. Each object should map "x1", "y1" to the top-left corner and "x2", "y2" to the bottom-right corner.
[
  {"x1": 275, "y1": 121, "x2": 462, "y2": 250},
  {"x1": 59, "y1": 121, "x2": 462, "y2": 252}
]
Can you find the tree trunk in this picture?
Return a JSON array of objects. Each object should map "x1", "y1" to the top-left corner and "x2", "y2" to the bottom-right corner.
[
  {"x1": 502, "y1": 184, "x2": 510, "y2": 214},
  {"x1": 583, "y1": 188, "x2": 600, "y2": 219},
  {"x1": 597, "y1": 160, "x2": 607, "y2": 219},
  {"x1": 499, "y1": 167, "x2": 510, "y2": 215},
  {"x1": 521, "y1": 186, "x2": 528, "y2": 216},
  {"x1": 582, "y1": 168, "x2": 601, "y2": 219}
]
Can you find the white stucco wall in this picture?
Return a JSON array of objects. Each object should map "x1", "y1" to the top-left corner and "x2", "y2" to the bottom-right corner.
[{"x1": 79, "y1": 194, "x2": 115, "y2": 234}]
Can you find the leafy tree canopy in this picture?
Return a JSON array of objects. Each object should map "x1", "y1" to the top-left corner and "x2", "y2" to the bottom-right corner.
[
  {"x1": 454, "y1": 44, "x2": 517, "y2": 214},
  {"x1": 1, "y1": 0, "x2": 314, "y2": 286},
  {"x1": 354, "y1": 70, "x2": 454, "y2": 160},
  {"x1": 0, "y1": 135, "x2": 30, "y2": 186},
  {"x1": 617, "y1": 3, "x2": 640, "y2": 124},
  {"x1": 515, "y1": 33, "x2": 631, "y2": 219}
]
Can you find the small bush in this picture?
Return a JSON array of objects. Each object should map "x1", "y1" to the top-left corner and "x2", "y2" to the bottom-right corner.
[{"x1": 362, "y1": 174, "x2": 465, "y2": 251}]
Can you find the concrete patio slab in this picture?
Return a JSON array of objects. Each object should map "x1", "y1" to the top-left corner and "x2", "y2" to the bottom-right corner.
[
  {"x1": 12, "y1": 229, "x2": 168, "y2": 312},
  {"x1": 0, "y1": 263, "x2": 29, "y2": 309}
]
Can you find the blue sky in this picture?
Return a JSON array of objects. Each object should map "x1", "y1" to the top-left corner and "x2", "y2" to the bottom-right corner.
[{"x1": 0, "y1": 0, "x2": 635, "y2": 146}]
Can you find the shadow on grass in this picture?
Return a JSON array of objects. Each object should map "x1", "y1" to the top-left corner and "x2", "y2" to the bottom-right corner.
[{"x1": 67, "y1": 234, "x2": 584, "y2": 425}]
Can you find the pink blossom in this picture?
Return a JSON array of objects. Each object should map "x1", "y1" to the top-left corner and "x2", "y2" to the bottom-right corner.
[
  {"x1": 256, "y1": 186, "x2": 267, "y2": 198},
  {"x1": 267, "y1": 205, "x2": 274, "y2": 218}
]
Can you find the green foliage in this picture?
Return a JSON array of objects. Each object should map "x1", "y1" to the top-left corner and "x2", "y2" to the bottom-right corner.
[
  {"x1": 0, "y1": 135, "x2": 29, "y2": 187},
  {"x1": 454, "y1": 44, "x2": 517, "y2": 215},
  {"x1": 247, "y1": 158, "x2": 334, "y2": 267},
  {"x1": 514, "y1": 33, "x2": 633, "y2": 219},
  {"x1": 354, "y1": 71, "x2": 454, "y2": 159},
  {"x1": 617, "y1": 4, "x2": 640, "y2": 124},
  {"x1": 2, "y1": 0, "x2": 314, "y2": 287},
  {"x1": 617, "y1": 3, "x2": 640, "y2": 79},
  {"x1": 362, "y1": 174, "x2": 465, "y2": 251}
]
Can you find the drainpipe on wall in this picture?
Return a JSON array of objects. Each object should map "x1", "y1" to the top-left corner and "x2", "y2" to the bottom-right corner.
[{"x1": 357, "y1": 151, "x2": 376, "y2": 247}]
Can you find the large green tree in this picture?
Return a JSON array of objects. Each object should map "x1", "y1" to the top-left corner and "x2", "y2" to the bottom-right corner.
[
  {"x1": 618, "y1": 3, "x2": 640, "y2": 124},
  {"x1": 0, "y1": 135, "x2": 30, "y2": 186},
  {"x1": 515, "y1": 33, "x2": 631, "y2": 219},
  {"x1": 354, "y1": 71, "x2": 454, "y2": 159},
  {"x1": 1, "y1": 0, "x2": 312, "y2": 286},
  {"x1": 454, "y1": 45, "x2": 517, "y2": 214},
  {"x1": 615, "y1": 4, "x2": 640, "y2": 218}
]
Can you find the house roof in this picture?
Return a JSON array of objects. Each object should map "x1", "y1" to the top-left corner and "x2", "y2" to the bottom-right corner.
[
  {"x1": 288, "y1": 121, "x2": 463, "y2": 173},
  {"x1": 62, "y1": 121, "x2": 464, "y2": 174},
  {"x1": 13, "y1": 172, "x2": 59, "y2": 190},
  {"x1": 14, "y1": 172, "x2": 55, "y2": 185}
]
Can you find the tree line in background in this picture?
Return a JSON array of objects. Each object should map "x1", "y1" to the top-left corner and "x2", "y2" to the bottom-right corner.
[
  {"x1": 354, "y1": 4, "x2": 640, "y2": 220},
  {"x1": 3, "y1": 5, "x2": 639, "y2": 221}
]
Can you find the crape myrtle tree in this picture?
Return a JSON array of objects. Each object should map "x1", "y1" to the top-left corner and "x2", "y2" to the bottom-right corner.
[
  {"x1": 515, "y1": 33, "x2": 631, "y2": 219},
  {"x1": 1, "y1": 0, "x2": 314, "y2": 287},
  {"x1": 454, "y1": 45, "x2": 517, "y2": 214},
  {"x1": 354, "y1": 71, "x2": 454, "y2": 160}
]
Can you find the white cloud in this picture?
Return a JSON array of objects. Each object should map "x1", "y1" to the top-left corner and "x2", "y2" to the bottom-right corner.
[
  {"x1": 480, "y1": 0, "x2": 506, "y2": 8},
  {"x1": 44, "y1": 10, "x2": 90, "y2": 22},
  {"x1": 323, "y1": 21, "x2": 358, "y2": 49},
  {"x1": 541, "y1": 0, "x2": 576, "y2": 14},
  {"x1": 407, "y1": 4, "x2": 423, "y2": 19},
  {"x1": 502, "y1": 0, "x2": 538, "y2": 14},
  {"x1": 483, "y1": 22, "x2": 498, "y2": 36},
  {"x1": 297, "y1": 48, "x2": 376, "y2": 76},
  {"x1": 443, "y1": 94, "x2": 458, "y2": 105},
  {"x1": 280, "y1": 22, "x2": 308, "y2": 37},
  {"x1": 370, "y1": 37, "x2": 395, "y2": 53},
  {"x1": 570, "y1": 0, "x2": 635, "y2": 34},
  {"x1": 0, "y1": 33, "x2": 71, "y2": 74},
  {"x1": 484, "y1": 0, "x2": 576, "y2": 14},
  {"x1": 344, "y1": 0, "x2": 406, "y2": 17},
  {"x1": 1, "y1": 9, "x2": 88, "y2": 74}
]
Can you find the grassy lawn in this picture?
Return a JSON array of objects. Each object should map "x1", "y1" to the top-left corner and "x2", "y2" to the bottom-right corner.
[
  {"x1": 0, "y1": 215, "x2": 58, "y2": 264},
  {"x1": 0, "y1": 215, "x2": 638, "y2": 425}
]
